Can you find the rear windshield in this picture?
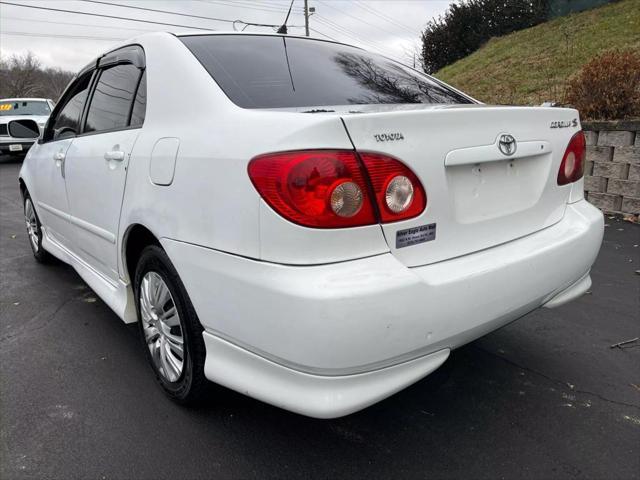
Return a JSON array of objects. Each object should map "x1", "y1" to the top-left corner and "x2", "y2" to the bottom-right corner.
[
  {"x1": 180, "y1": 35, "x2": 472, "y2": 109},
  {"x1": 0, "y1": 100, "x2": 50, "y2": 116}
]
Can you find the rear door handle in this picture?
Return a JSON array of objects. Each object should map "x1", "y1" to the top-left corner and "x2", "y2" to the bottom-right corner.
[{"x1": 104, "y1": 150, "x2": 125, "y2": 162}]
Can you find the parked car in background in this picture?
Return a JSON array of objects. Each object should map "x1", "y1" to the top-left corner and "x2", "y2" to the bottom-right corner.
[
  {"x1": 18, "y1": 32, "x2": 603, "y2": 418},
  {"x1": 0, "y1": 98, "x2": 54, "y2": 156}
]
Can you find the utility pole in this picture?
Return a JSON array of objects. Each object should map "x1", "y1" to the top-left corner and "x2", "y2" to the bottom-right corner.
[{"x1": 304, "y1": 0, "x2": 310, "y2": 37}]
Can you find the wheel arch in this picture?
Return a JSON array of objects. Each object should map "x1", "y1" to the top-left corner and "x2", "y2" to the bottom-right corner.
[
  {"x1": 122, "y1": 223, "x2": 162, "y2": 284},
  {"x1": 18, "y1": 177, "x2": 28, "y2": 199}
]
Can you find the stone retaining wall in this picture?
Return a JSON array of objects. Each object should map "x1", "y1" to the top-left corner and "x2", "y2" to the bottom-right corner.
[{"x1": 582, "y1": 120, "x2": 640, "y2": 215}]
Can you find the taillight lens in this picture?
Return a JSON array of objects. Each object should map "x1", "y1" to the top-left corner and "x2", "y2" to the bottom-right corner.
[
  {"x1": 248, "y1": 150, "x2": 376, "y2": 228},
  {"x1": 557, "y1": 131, "x2": 586, "y2": 185},
  {"x1": 359, "y1": 152, "x2": 427, "y2": 223},
  {"x1": 248, "y1": 150, "x2": 427, "y2": 228}
]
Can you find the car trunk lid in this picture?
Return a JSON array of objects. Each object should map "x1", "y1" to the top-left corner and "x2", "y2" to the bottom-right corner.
[{"x1": 341, "y1": 105, "x2": 581, "y2": 267}]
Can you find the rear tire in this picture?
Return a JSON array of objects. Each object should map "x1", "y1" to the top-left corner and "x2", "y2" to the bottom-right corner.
[
  {"x1": 24, "y1": 194, "x2": 52, "y2": 263},
  {"x1": 134, "y1": 245, "x2": 208, "y2": 404}
]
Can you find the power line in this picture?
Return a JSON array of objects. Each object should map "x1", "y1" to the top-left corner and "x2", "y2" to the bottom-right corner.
[
  {"x1": 1, "y1": 30, "x2": 126, "y2": 41},
  {"x1": 314, "y1": 16, "x2": 384, "y2": 52},
  {"x1": 1, "y1": 15, "x2": 158, "y2": 33},
  {"x1": 77, "y1": 0, "x2": 236, "y2": 25},
  {"x1": 309, "y1": 27, "x2": 338, "y2": 42},
  {"x1": 315, "y1": 17, "x2": 408, "y2": 65},
  {"x1": 311, "y1": 13, "x2": 393, "y2": 50},
  {"x1": 0, "y1": 1, "x2": 398, "y2": 59},
  {"x1": 313, "y1": 15, "x2": 401, "y2": 60},
  {"x1": 195, "y1": 0, "x2": 304, "y2": 15},
  {"x1": 353, "y1": 1, "x2": 421, "y2": 35},
  {"x1": 0, "y1": 1, "x2": 216, "y2": 30},
  {"x1": 199, "y1": 0, "x2": 302, "y2": 12},
  {"x1": 75, "y1": 0, "x2": 303, "y2": 32},
  {"x1": 0, "y1": 6, "x2": 303, "y2": 46},
  {"x1": 316, "y1": 0, "x2": 416, "y2": 42}
]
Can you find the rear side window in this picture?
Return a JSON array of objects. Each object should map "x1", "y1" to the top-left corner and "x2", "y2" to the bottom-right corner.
[
  {"x1": 180, "y1": 35, "x2": 472, "y2": 108},
  {"x1": 49, "y1": 73, "x2": 92, "y2": 140},
  {"x1": 85, "y1": 64, "x2": 141, "y2": 133}
]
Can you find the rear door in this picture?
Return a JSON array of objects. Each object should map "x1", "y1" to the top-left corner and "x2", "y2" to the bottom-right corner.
[
  {"x1": 341, "y1": 105, "x2": 580, "y2": 267},
  {"x1": 63, "y1": 47, "x2": 146, "y2": 281}
]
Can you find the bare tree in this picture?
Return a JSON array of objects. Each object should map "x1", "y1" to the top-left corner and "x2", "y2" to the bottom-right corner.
[
  {"x1": 0, "y1": 51, "x2": 74, "y2": 101},
  {"x1": 1, "y1": 52, "x2": 42, "y2": 98},
  {"x1": 400, "y1": 40, "x2": 424, "y2": 71},
  {"x1": 42, "y1": 67, "x2": 74, "y2": 100}
]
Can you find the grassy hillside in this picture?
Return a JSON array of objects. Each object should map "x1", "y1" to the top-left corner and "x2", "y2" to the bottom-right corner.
[{"x1": 435, "y1": 0, "x2": 640, "y2": 105}]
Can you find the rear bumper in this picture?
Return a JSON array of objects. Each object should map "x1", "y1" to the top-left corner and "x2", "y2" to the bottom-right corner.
[{"x1": 163, "y1": 199, "x2": 603, "y2": 417}]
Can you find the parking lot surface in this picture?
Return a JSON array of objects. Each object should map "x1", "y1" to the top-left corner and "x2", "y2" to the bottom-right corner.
[{"x1": 1, "y1": 157, "x2": 639, "y2": 480}]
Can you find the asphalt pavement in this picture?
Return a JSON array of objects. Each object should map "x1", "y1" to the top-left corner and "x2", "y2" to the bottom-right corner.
[{"x1": 1, "y1": 155, "x2": 639, "y2": 480}]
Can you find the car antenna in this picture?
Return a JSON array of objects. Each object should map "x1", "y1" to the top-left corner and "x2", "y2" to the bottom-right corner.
[{"x1": 276, "y1": 0, "x2": 295, "y2": 34}]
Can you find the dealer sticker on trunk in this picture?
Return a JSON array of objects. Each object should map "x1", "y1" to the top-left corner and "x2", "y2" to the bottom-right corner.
[{"x1": 396, "y1": 223, "x2": 436, "y2": 249}]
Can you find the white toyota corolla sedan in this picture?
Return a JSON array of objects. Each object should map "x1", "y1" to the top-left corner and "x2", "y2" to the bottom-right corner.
[{"x1": 19, "y1": 32, "x2": 603, "y2": 418}]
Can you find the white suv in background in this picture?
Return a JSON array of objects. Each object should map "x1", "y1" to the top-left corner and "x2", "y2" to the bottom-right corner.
[
  {"x1": 18, "y1": 32, "x2": 603, "y2": 418},
  {"x1": 0, "y1": 98, "x2": 54, "y2": 156}
]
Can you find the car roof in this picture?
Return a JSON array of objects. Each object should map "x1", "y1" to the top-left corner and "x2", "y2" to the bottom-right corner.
[
  {"x1": 173, "y1": 30, "x2": 360, "y2": 50},
  {"x1": 176, "y1": 30, "x2": 321, "y2": 38},
  {"x1": 74, "y1": 31, "x2": 364, "y2": 78}
]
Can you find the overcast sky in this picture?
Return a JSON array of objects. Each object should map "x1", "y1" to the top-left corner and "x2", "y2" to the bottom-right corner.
[{"x1": 0, "y1": 0, "x2": 454, "y2": 71}]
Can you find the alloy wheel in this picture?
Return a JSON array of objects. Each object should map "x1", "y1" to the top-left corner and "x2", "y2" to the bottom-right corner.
[
  {"x1": 139, "y1": 271, "x2": 185, "y2": 382},
  {"x1": 24, "y1": 198, "x2": 39, "y2": 252}
]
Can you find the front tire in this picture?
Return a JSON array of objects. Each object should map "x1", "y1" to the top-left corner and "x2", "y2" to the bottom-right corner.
[
  {"x1": 24, "y1": 194, "x2": 52, "y2": 263},
  {"x1": 134, "y1": 245, "x2": 208, "y2": 404}
]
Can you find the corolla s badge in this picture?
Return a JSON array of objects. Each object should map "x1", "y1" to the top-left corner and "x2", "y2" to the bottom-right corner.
[
  {"x1": 550, "y1": 118, "x2": 578, "y2": 129},
  {"x1": 498, "y1": 134, "x2": 517, "y2": 156}
]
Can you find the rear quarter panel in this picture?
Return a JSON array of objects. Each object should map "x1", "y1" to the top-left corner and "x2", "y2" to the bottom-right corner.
[{"x1": 118, "y1": 33, "x2": 389, "y2": 278}]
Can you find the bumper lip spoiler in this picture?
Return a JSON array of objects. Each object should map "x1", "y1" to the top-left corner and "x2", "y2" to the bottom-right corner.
[
  {"x1": 542, "y1": 271, "x2": 592, "y2": 309},
  {"x1": 202, "y1": 331, "x2": 451, "y2": 419}
]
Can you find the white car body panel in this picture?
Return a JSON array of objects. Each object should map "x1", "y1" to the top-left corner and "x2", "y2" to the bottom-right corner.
[
  {"x1": 18, "y1": 32, "x2": 604, "y2": 418},
  {"x1": 40, "y1": 226, "x2": 135, "y2": 323},
  {"x1": 202, "y1": 333, "x2": 451, "y2": 419},
  {"x1": 30, "y1": 139, "x2": 74, "y2": 243},
  {"x1": 161, "y1": 200, "x2": 602, "y2": 375},
  {"x1": 64, "y1": 129, "x2": 140, "y2": 281},
  {"x1": 341, "y1": 107, "x2": 581, "y2": 267}
]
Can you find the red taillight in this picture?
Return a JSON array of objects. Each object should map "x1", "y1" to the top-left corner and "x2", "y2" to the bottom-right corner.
[
  {"x1": 248, "y1": 150, "x2": 376, "y2": 228},
  {"x1": 557, "y1": 131, "x2": 586, "y2": 185},
  {"x1": 359, "y1": 152, "x2": 427, "y2": 223},
  {"x1": 248, "y1": 150, "x2": 427, "y2": 228}
]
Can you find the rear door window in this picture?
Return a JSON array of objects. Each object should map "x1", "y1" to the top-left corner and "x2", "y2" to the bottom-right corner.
[
  {"x1": 84, "y1": 63, "x2": 141, "y2": 133},
  {"x1": 180, "y1": 34, "x2": 472, "y2": 108}
]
